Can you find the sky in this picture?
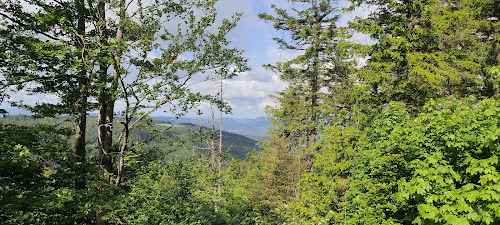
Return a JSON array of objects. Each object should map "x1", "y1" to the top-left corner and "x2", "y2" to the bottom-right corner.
[
  {"x1": 183, "y1": 0, "x2": 294, "y2": 118},
  {"x1": 2, "y1": 0, "x2": 371, "y2": 119}
]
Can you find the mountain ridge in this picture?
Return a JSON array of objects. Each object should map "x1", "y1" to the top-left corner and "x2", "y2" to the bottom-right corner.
[{"x1": 154, "y1": 116, "x2": 270, "y2": 140}]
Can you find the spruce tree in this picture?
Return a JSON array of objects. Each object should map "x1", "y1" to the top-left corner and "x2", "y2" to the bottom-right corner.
[
  {"x1": 260, "y1": 0, "x2": 357, "y2": 154},
  {"x1": 255, "y1": 0, "x2": 357, "y2": 221}
]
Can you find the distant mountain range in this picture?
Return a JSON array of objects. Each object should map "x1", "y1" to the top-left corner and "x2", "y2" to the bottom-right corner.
[
  {"x1": 154, "y1": 116, "x2": 270, "y2": 140},
  {"x1": 3, "y1": 107, "x2": 270, "y2": 140}
]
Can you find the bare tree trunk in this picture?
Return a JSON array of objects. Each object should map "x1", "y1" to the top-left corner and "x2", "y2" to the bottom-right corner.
[
  {"x1": 211, "y1": 107, "x2": 216, "y2": 169},
  {"x1": 218, "y1": 78, "x2": 223, "y2": 195},
  {"x1": 211, "y1": 107, "x2": 217, "y2": 183},
  {"x1": 210, "y1": 106, "x2": 218, "y2": 211}
]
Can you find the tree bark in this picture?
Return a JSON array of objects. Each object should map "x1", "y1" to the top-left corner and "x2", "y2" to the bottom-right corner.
[
  {"x1": 95, "y1": 0, "x2": 113, "y2": 224},
  {"x1": 115, "y1": 120, "x2": 128, "y2": 185},
  {"x1": 74, "y1": 0, "x2": 87, "y2": 191},
  {"x1": 96, "y1": 0, "x2": 124, "y2": 222}
]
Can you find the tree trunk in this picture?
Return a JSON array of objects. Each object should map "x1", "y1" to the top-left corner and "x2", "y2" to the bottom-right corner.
[
  {"x1": 211, "y1": 106, "x2": 217, "y2": 202},
  {"x1": 115, "y1": 119, "x2": 128, "y2": 185},
  {"x1": 218, "y1": 79, "x2": 223, "y2": 195},
  {"x1": 74, "y1": 0, "x2": 87, "y2": 191},
  {"x1": 96, "y1": 0, "x2": 124, "y2": 222},
  {"x1": 95, "y1": 0, "x2": 113, "y2": 224},
  {"x1": 307, "y1": 0, "x2": 320, "y2": 173},
  {"x1": 75, "y1": 79, "x2": 87, "y2": 189},
  {"x1": 96, "y1": 0, "x2": 112, "y2": 178},
  {"x1": 73, "y1": 0, "x2": 90, "y2": 223}
]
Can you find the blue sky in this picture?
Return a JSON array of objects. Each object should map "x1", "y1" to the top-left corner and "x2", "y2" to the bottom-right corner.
[
  {"x1": 2, "y1": 0, "x2": 371, "y2": 119},
  {"x1": 193, "y1": 0, "x2": 292, "y2": 118},
  {"x1": 187, "y1": 0, "x2": 371, "y2": 118}
]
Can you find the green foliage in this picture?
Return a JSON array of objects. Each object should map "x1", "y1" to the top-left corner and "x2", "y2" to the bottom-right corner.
[
  {"x1": 0, "y1": 123, "x2": 98, "y2": 224},
  {"x1": 284, "y1": 98, "x2": 500, "y2": 224},
  {"x1": 352, "y1": 0, "x2": 499, "y2": 108},
  {"x1": 0, "y1": 0, "x2": 94, "y2": 115},
  {"x1": 261, "y1": 0, "x2": 360, "y2": 147},
  {"x1": 106, "y1": 159, "x2": 222, "y2": 224},
  {"x1": 287, "y1": 119, "x2": 403, "y2": 224},
  {"x1": 0, "y1": 115, "x2": 260, "y2": 224},
  {"x1": 396, "y1": 98, "x2": 500, "y2": 224},
  {"x1": 1, "y1": 0, "x2": 500, "y2": 224},
  {"x1": 256, "y1": 2, "x2": 362, "y2": 221}
]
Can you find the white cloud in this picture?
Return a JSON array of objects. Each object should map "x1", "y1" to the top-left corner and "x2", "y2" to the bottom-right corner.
[
  {"x1": 5, "y1": 0, "x2": 375, "y2": 119},
  {"x1": 7, "y1": 88, "x2": 59, "y2": 106},
  {"x1": 258, "y1": 96, "x2": 277, "y2": 111},
  {"x1": 338, "y1": 3, "x2": 376, "y2": 45},
  {"x1": 266, "y1": 46, "x2": 300, "y2": 64}
]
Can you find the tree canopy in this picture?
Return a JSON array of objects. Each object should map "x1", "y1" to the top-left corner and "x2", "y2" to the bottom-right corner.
[{"x1": 1, "y1": 0, "x2": 500, "y2": 224}]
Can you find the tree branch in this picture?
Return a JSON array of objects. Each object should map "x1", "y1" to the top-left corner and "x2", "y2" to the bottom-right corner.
[{"x1": 0, "y1": 12, "x2": 70, "y2": 43}]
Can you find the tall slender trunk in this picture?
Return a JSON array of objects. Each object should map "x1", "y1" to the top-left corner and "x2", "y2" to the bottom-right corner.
[
  {"x1": 307, "y1": 0, "x2": 320, "y2": 173},
  {"x1": 115, "y1": 72, "x2": 132, "y2": 186},
  {"x1": 295, "y1": 135, "x2": 303, "y2": 200},
  {"x1": 75, "y1": 80, "x2": 87, "y2": 189},
  {"x1": 73, "y1": 0, "x2": 90, "y2": 223},
  {"x1": 96, "y1": 89, "x2": 112, "y2": 225},
  {"x1": 218, "y1": 78, "x2": 223, "y2": 195},
  {"x1": 102, "y1": 0, "x2": 124, "y2": 181},
  {"x1": 74, "y1": 0, "x2": 87, "y2": 191},
  {"x1": 115, "y1": 117, "x2": 129, "y2": 185},
  {"x1": 211, "y1": 106, "x2": 217, "y2": 198},
  {"x1": 95, "y1": 0, "x2": 115, "y2": 223},
  {"x1": 211, "y1": 107, "x2": 216, "y2": 169},
  {"x1": 310, "y1": 0, "x2": 319, "y2": 142},
  {"x1": 96, "y1": 0, "x2": 113, "y2": 184},
  {"x1": 209, "y1": 106, "x2": 218, "y2": 211}
]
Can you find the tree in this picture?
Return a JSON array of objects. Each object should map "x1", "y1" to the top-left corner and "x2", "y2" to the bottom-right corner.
[
  {"x1": 255, "y1": 1, "x2": 358, "y2": 219},
  {"x1": 1, "y1": 0, "x2": 248, "y2": 223},
  {"x1": 352, "y1": 0, "x2": 499, "y2": 109},
  {"x1": 88, "y1": 0, "x2": 248, "y2": 222},
  {"x1": 99, "y1": 0, "x2": 248, "y2": 185},
  {"x1": 286, "y1": 97, "x2": 500, "y2": 224},
  {"x1": 0, "y1": 121, "x2": 99, "y2": 223},
  {"x1": 394, "y1": 98, "x2": 500, "y2": 224},
  {"x1": 0, "y1": 0, "x2": 95, "y2": 191},
  {"x1": 260, "y1": 0, "x2": 357, "y2": 148}
]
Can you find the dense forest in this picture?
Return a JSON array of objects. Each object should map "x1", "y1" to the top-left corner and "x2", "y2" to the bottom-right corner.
[{"x1": 1, "y1": 0, "x2": 500, "y2": 224}]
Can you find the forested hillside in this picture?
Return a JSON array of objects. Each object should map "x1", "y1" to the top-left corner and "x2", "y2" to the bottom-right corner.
[
  {"x1": 156, "y1": 116, "x2": 270, "y2": 140},
  {"x1": 0, "y1": 115, "x2": 259, "y2": 159},
  {"x1": 1, "y1": 0, "x2": 500, "y2": 224}
]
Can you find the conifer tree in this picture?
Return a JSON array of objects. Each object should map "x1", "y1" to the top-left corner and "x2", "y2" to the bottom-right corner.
[
  {"x1": 352, "y1": 0, "x2": 500, "y2": 109},
  {"x1": 261, "y1": 0, "x2": 356, "y2": 148},
  {"x1": 255, "y1": 0, "x2": 357, "y2": 221}
]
